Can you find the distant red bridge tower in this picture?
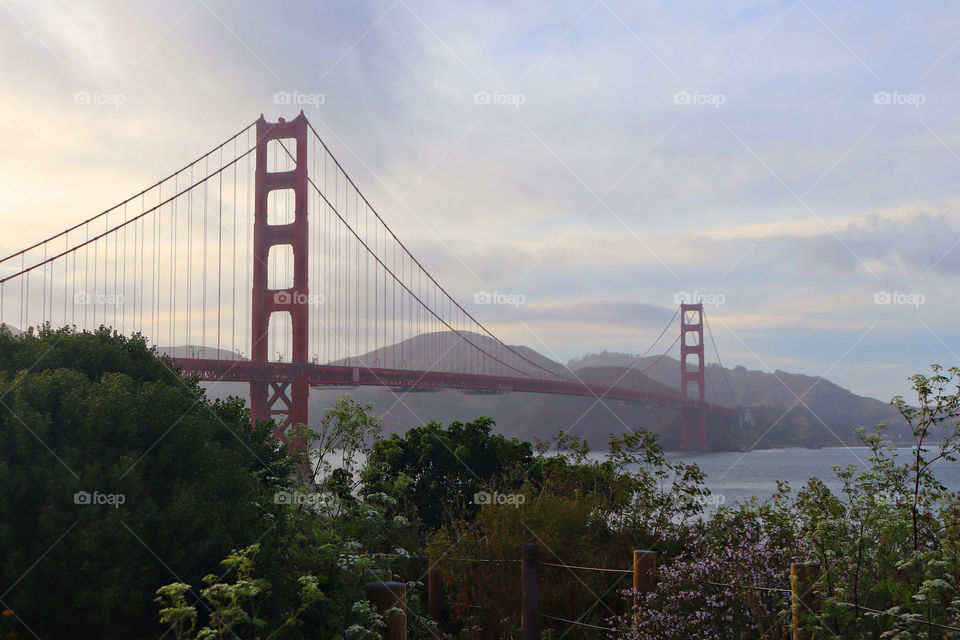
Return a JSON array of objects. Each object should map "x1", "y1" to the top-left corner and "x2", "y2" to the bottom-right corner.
[{"x1": 680, "y1": 303, "x2": 708, "y2": 450}]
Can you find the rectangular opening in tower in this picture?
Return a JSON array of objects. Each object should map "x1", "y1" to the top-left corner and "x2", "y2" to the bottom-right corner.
[
  {"x1": 267, "y1": 188, "x2": 296, "y2": 226},
  {"x1": 266, "y1": 138, "x2": 298, "y2": 173},
  {"x1": 268, "y1": 311, "x2": 293, "y2": 363},
  {"x1": 267, "y1": 244, "x2": 294, "y2": 290}
]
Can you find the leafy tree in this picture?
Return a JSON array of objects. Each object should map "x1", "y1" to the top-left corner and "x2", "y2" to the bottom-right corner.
[
  {"x1": 0, "y1": 326, "x2": 292, "y2": 638},
  {"x1": 891, "y1": 364, "x2": 960, "y2": 551},
  {"x1": 361, "y1": 416, "x2": 533, "y2": 530}
]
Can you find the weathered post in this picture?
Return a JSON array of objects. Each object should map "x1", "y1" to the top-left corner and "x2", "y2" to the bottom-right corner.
[
  {"x1": 521, "y1": 542, "x2": 538, "y2": 640},
  {"x1": 428, "y1": 555, "x2": 443, "y2": 622},
  {"x1": 633, "y1": 550, "x2": 656, "y2": 622},
  {"x1": 366, "y1": 581, "x2": 407, "y2": 640},
  {"x1": 791, "y1": 562, "x2": 819, "y2": 640}
]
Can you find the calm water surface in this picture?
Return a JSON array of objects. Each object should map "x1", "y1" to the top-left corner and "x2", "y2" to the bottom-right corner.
[{"x1": 666, "y1": 446, "x2": 960, "y2": 507}]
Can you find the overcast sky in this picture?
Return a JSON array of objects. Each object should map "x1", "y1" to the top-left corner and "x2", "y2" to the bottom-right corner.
[{"x1": 1, "y1": 0, "x2": 958, "y2": 402}]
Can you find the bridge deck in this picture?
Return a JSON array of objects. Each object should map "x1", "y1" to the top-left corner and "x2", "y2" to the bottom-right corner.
[{"x1": 171, "y1": 357, "x2": 740, "y2": 417}]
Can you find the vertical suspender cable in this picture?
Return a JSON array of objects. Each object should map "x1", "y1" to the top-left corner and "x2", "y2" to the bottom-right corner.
[
  {"x1": 246, "y1": 128, "x2": 251, "y2": 359},
  {"x1": 121, "y1": 203, "x2": 126, "y2": 334},
  {"x1": 83, "y1": 228, "x2": 88, "y2": 330},
  {"x1": 94, "y1": 216, "x2": 101, "y2": 329},
  {"x1": 64, "y1": 233, "x2": 70, "y2": 328},
  {"x1": 217, "y1": 151, "x2": 223, "y2": 358},
  {"x1": 171, "y1": 175, "x2": 177, "y2": 352},
  {"x1": 41, "y1": 243, "x2": 46, "y2": 327},
  {"x1": 138, "y1": 195, "x2": 144, "y2": 334},
  {"x1": 200, "y1": 166, "x2": 206, "y2": 353},
  {"x1": 355, "y1": 190, "x2": 360, "y2": 361},
  {"x1": 231, "y1": 139, "x2": 237, "y2": 358},
  {"x1": 187, "y1": 165, "x2": 194, "y2": 353}
]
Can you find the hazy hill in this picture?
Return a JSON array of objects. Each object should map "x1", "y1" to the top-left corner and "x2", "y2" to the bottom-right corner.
[
  {"x1": 329, "y1": 330, "x2": 570, "y2": 378},
  {"x1": 569, "y1": 351, "x2": 909, "y2": 444},
  {"x1": 572, "y1": 365, "x2": 678, "y2": 397}
]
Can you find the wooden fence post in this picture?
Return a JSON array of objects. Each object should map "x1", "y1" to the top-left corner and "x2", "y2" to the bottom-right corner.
[
  {"x1": 791, "y1": 562, "x2": 820, "y2": 640},
  {"x1": 366, "y1": 581, "x2": 407, "y2": 640},
  {"x1": 633, "y1": 550, "x2": 656, "y2": 623},
  {"x1": 521, "y1": 542, "x2": 538, "y2": 640},
  {"x1": 428, "y1": 555, "x2": 443, "y2": 622}
]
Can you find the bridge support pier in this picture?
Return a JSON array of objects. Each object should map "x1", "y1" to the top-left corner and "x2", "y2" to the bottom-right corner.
[
  {"x1": 680, "y1": 303, "x2": 708, "y2": 451},
  {"x1": 250, "y1": 113, "x2": 310, "y2": 449},
  {"x1": 250, "y1": 373, "x2": 310, "y2": 444}
]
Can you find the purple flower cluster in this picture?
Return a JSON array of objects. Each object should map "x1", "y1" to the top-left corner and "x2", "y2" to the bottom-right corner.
[{"x1": 609, "y1": 521, "x2": 792, "y2": 640}]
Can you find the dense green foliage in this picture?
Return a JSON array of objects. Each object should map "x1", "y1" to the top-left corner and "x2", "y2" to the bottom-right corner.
[
  {"x1": 0, "y1": 327, "x2": 423, "y2": 639},
  {"x1": 0, "y1": 326, "x2": 292, "y2": 637},
  {"x1": 361, "y1": 416, "x2": 533, "y2": 529}
]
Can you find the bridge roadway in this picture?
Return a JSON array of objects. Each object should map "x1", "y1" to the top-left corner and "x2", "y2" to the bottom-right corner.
[{"x1": 171, "y1": 357, "x2": 740, "y2": 417}]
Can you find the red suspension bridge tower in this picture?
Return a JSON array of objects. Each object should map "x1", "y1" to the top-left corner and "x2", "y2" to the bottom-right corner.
[
  {"x1": 250, "y1": 114, "x2": 310, "y2": 445},
  {"x1": 680, "y1": 303, "x2": 708, "y2": 450}
]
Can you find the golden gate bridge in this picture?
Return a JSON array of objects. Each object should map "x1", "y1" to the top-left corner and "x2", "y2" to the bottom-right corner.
[{"x1": 0, "y1": 113, "x2": 738, "y2": 450}]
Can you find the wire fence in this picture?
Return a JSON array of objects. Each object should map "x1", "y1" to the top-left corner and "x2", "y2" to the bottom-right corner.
[
  {"x1": 541, "y1": 612, "x2": 616, "y2": 632},
  {"x1": 541, "y1": 561, "x2": 632, "y2": 574},
  {"x1": 365, "y1": 548, "x2": 960, "y2": 637},
  {"x1": 368, "y1": 548, "x2": 634, "y2": 636},
  {"x1": 835, "y1": 602, "x2": 960, "y2": 633}
]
